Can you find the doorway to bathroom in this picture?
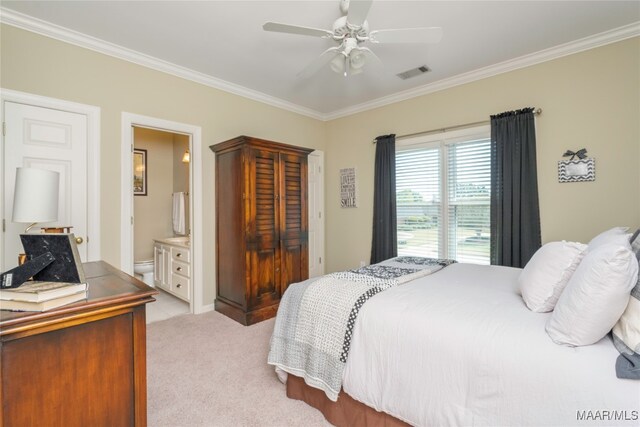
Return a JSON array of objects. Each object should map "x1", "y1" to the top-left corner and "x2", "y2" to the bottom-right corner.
[
  {"x1": 132, "y1": 127, "x2": 191, "y2": 322},
  {"x1": 120, "y1": 113, "x2": 204, "y2": 320}
]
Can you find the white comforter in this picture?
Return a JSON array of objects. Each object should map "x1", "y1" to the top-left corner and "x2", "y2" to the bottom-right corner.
[{"x1": 342, "y1": 263, "x2": 640, "y2": 426}]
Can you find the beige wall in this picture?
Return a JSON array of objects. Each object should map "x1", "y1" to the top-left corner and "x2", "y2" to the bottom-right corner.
[
  {"x1": 325, "y1": 38, "x2": 640, "y2": 272},
  {"x1": 173, "y1": 134, "x2": 190, "y2": 194},
  {"x1": 2, "y1": 24, "x2": 638, "y2": 290},
  {"x1": 133, "y1": 127, "x2": 175, "y2": 261},
  {"x1": 1, "y1": 24, "x2": 326, "y2": 305},
  {"x1": 172, "y1": 134, "x2": 190, "y2": 234}
]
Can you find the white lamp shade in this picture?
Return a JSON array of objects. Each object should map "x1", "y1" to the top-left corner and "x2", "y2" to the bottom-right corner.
[{"x1": 12, "y1": 167, "x2": 60, "y2": 223}]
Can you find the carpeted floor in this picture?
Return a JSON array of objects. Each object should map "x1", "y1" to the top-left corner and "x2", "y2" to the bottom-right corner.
[{"x1": 147, "y1": 310, "x2": 332, "y2": 427}]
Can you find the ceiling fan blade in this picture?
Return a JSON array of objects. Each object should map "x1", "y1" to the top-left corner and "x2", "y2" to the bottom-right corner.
[
  {"x1": 369, "y1": 27, "x2": 443, "y2": 44},
  {"x1": 297, "y1": 47, "x2": 342, "y2": 78},
  {"x1": 263, "y1": 22, "x2": 333, "y2": 38},
  {"x1": 347, "y1": 0, "x2": 373, "y2": 28}
]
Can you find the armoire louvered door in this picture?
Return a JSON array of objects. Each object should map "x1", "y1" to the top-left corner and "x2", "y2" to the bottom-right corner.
[
  {"x1": 247, "y1": 148, "x2": 280, "y2": 310},
  {"x1": 210, "y1": 136, "x2": 312, "y2": 325},
  {"x1": 279, "y1": 153, "x2": 308, "y2": 294}
]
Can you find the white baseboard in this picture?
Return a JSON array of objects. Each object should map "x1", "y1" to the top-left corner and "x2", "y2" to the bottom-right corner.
[{"x1": 195, "y1": 302, "x2": 215, "y2": 315}]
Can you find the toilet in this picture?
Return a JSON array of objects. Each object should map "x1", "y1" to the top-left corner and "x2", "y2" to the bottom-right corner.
[{"x1": 133, "y1": 260, "x2": 155, "y2": 287}]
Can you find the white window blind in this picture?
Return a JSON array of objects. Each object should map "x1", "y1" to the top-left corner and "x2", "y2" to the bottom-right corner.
[
  {"x1": 396, "y1": 147, "x2": 441, "y2": 258},
  {"x1": 446, "y1": 139, "x2": 491, "y2": 264},
  {"x1": 396, "y1": 130, "x2": 491, "y2": 264}
]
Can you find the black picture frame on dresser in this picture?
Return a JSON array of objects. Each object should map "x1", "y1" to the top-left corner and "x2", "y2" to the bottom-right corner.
[{"x1": 20, "y1": 233, "x2": 86, "y2": 283}]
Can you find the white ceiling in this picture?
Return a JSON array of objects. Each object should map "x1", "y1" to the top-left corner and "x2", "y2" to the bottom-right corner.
[{"x1": 2, "y1": 1, "x2": 639, "y2": 119}]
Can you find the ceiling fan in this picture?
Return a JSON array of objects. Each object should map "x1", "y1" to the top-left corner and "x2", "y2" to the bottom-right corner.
[{"x1": 263, "y1": 0, "x2": 442, "y2": 78}]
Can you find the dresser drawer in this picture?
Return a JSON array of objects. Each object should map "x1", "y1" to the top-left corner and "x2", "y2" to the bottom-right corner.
[
  {"x1": 171, "y1": 259, "x2": 190, "y2": 278},
  {"x1": 171, "y1": 273, "x2": 190, "y2": 301},
  {"x1": 171, "y1": 246, "x2": 190, "y2": 262}
]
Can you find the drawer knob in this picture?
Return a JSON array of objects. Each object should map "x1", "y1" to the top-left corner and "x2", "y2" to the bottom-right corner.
[
  {"x1": 176, "y1": 253, "x2": 182, "y2": 257},
  {"x1": 176, "y1": 266, "x2": 182, "y2": 272},
  {"x1": 177, "y1": 284, "x2": 182, "y2": 288}
]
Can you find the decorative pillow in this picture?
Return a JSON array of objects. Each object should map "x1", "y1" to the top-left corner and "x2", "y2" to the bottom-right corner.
[
  {"x1": 630, "y1": 229, "x2": 640, "y2": 255},
  {"x1": 519, "y1": 241, "x2": 587, "y2": 312},
  {"x1": 546, "y1": 243, "x2": 638, "y2": 346},
  {"x1": 612, "y1": 229, "x2": 640, "y2": 379},
  {"x1": 588, "y1": 226, "x2": 630, "y2": 250}
]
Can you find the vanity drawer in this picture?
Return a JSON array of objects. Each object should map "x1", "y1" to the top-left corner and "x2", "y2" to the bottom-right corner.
[
  {"x1": 171, "y1": 246, "x2": 190, "y2": 262},
  {"x1": 171, "y1": 259, "x2": 190, "y2": 278},
  {"x1": 171, "y1": 273, "x2": 190, "y2": 301}
]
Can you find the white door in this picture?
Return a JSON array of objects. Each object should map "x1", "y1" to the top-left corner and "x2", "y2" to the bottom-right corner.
[
  {"x1": 308, "y1": 151, "x2": 325, "y2": 277},
  {"x1": 3, "y1": 101, "x2": 88, "y2": 269}
]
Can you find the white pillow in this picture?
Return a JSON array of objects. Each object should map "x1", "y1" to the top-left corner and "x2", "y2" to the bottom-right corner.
[
  {"x1": 546, "y1": 243, "x2": 638, "y2": 346},
  {"x1": 519, "y1": 241, "x2": 587, "y2": 312},
  {"x1": 588, "y1": 226, "x2": 630, "y2": 250}
]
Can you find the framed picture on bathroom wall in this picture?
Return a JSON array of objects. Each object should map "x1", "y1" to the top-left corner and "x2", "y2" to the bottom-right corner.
[{"x1": 133, "y1": 148, "x2": 147, "y2": 196}]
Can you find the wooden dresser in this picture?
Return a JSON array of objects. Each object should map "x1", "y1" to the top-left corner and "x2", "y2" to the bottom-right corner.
[
  {"x1": 0, "y1": 261, "x2": 157, "y2": 427},
  {"x1": 210, "y1": 136, "x2": 313, "y2": 325}
]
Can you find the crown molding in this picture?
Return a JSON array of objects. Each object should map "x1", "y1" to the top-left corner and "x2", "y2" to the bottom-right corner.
[
  {"x1": 2, "y1": 7, "x2": 638, "y2": 122},
  {"x1": 0, "y1": 7, "x2": 325, "y2": 121},
  {"x1": 323, "y1": 21, "x2": 640, "y2": 121}
]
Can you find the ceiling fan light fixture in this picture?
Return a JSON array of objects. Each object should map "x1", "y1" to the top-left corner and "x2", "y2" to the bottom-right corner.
[
  {"x1": 263, "y1": 0, "x2": 443, "y2": 78},
  {"x1": 350, "y1": 50, "x2": 366, "y2": 69},
  {"x1": 330, "y1": 54, "x2": 346, "y2": 74},
  {"x1": 350, "y1": 65, "x2": 364, "y2": 75}
]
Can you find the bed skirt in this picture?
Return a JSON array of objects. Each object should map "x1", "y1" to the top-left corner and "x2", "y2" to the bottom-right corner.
[{"x1": 286, "y1": 375, "x2": 410, "y2": 427}]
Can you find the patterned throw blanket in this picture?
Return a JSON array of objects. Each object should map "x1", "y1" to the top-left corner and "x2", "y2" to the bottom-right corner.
[{"x1": 268, "y1": 256, "x2": 456, "y2": 401}]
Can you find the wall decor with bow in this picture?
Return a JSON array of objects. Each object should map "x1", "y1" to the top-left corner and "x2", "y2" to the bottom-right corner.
[{"x1": 558, "y1": 148, "x2": 595, "y2": 183}]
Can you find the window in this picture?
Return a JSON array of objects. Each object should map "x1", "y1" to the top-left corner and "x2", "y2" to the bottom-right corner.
[{"x1": 396, "y1": 126, "x2": 491, "y2": 264}]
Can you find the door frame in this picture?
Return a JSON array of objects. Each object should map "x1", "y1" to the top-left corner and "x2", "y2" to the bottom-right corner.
[
  {"x1": 308, "y1": 150, "x2": 325, "y2": 277},
  {"x1": 120, "y1": 113, "x2": 205, "y2": 314},
  {"x1": 0, "y1": 88, "x2": 101, "y2": 269}
]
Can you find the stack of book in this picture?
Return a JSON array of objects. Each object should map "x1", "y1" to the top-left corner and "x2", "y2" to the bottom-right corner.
[{"x1": 0, "y1": 281, "x2": 87, "y2": 312}]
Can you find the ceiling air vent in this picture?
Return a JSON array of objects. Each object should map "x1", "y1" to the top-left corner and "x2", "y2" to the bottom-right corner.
[{"x1": 396, "y1": 66, "x2": 431, "y2": 80}]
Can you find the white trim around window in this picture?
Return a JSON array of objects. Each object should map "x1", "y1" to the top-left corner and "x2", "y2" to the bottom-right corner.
[{"x1": 396, "y1": 125, "x2": 491, "y2": 264}]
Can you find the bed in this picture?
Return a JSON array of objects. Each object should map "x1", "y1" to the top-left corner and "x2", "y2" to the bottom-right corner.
[{"x1": 270, "y1": 262, "x2": 640, "y2": 426}]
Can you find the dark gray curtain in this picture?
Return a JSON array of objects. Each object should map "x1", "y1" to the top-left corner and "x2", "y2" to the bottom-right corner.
[
  {"x1": 490, "y1": 108, "x2": 541, "y2": 268},
  {"x1": 370, "y1": 134, "x2": 397, "y2": 264}
]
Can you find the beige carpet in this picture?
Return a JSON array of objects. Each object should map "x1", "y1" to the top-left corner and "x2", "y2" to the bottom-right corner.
[{"x1": 147, "y1": 310, "x2": 332, "y2": 427}]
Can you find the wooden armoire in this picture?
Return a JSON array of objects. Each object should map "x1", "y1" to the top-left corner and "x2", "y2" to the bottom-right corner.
[{"x1": 210, "y1": 136, "x2": 313, "y2": 325}]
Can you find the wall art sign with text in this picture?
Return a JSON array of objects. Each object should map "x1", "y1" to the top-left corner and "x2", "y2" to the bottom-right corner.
[{"x1": 340, "y1": 167, "x2": 357, "y2": 208}]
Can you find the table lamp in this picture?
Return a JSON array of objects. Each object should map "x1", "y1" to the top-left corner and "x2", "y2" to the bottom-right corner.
[{"x1": 12, "y1": 167, "x2": 60, "y2": 233}]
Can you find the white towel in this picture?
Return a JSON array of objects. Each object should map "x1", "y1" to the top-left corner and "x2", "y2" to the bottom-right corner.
[{"x1": 172, "y1": 192, "x2": 186, "y2": 235}]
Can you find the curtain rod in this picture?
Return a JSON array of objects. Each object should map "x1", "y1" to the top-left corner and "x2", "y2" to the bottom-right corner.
[{"x1": 372, "y1": 108, "x2": 542, "y2": 144}]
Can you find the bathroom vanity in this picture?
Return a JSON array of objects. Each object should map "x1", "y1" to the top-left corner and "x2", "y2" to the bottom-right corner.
[{"x1": 153, "y1": 237, "x2": 191, "y2": 302}]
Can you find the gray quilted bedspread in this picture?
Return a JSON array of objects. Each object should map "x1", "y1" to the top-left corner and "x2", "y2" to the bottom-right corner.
[{"x1": 267, "y1": 256, "x2": 455, "y2": 401}]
